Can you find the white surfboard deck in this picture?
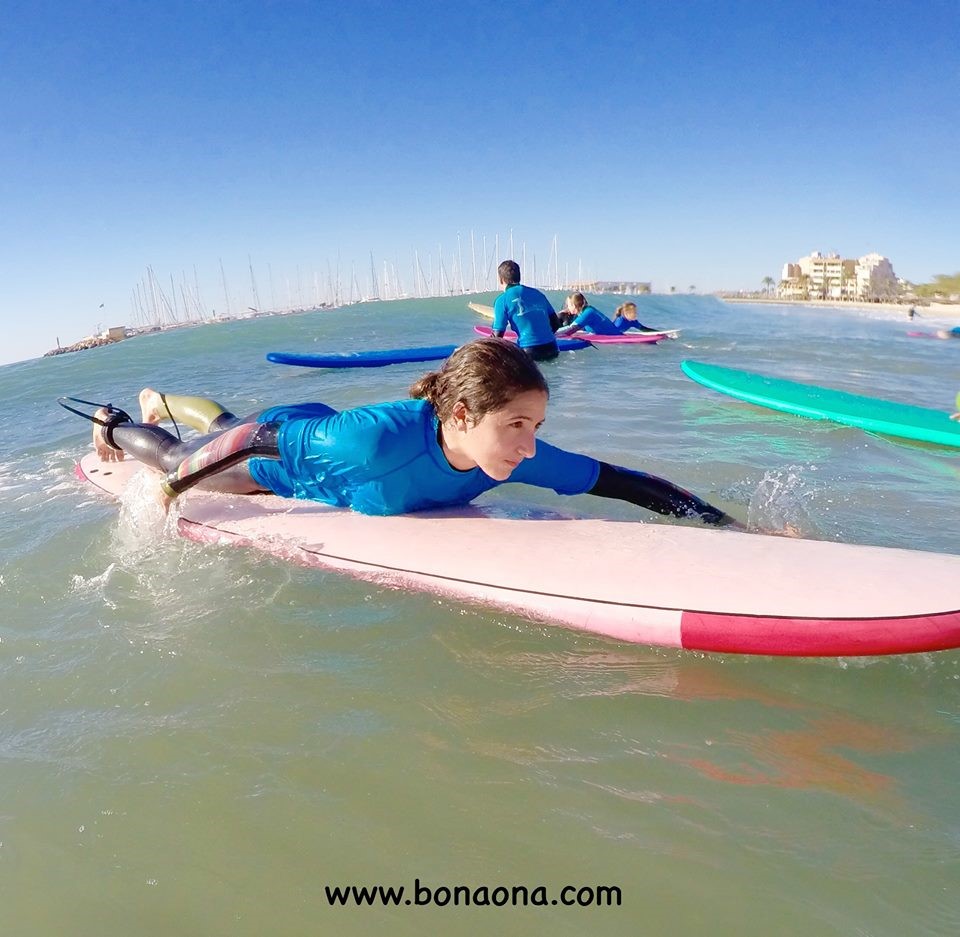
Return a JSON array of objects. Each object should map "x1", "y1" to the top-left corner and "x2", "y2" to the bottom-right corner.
[{"x1": 77, "y1": 452, "x2": 960, "y2": 657}]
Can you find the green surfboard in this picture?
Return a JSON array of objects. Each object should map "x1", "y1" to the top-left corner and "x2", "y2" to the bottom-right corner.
[{"x1": 681, "y1": 360, "x2": 960, "y2": 448}]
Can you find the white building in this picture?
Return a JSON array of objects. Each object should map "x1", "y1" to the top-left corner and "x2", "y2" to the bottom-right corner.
[
  {"x1": 778, "y1": 251, "x2": 898, "y2": 301},
  {"x1": 855, "y1": 253, "x2": 899, "y2": 300}
]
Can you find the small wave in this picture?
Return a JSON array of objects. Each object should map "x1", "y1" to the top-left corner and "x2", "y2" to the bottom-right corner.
[{"x1": 69, "y1": 563, "x2": 119, "y2": 609}]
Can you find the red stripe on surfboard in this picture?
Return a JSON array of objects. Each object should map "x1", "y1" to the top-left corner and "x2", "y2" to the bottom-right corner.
[{"x1": 681, "y1": 608, "x2": 960, "y2": 657}]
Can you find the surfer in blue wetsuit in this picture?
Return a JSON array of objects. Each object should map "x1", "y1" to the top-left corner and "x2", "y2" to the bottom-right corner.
[
  {"x1": 84, "y1": 339, "x2": 737, "y2": 526},
  {"x1": 555, "y1": 293, "x2": 621, "y2": 337},
  {"x1": 612, "y1": 301, "x2": 658, "y2": 333},
  {"x1": 492, "y1": 260, "x2": 561, "y2": 361}
]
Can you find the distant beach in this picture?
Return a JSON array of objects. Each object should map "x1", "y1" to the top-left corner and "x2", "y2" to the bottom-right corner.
[{"x1": 721, "y1": 296, "x2": 960, "y2": 321}]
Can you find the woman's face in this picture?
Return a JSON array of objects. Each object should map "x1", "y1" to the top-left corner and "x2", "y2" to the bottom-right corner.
[{"x1": 450, "y1": 389, "x2": 548, "y2": 480}]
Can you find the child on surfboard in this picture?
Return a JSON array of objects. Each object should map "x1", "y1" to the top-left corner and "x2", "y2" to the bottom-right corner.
[
  {"x1": 612, "y1": 301, "x2": 668, "y2": 335},
  {"x1": 555, "y1": 293, "x2": 621, "y2": 337},
  {"x1": 77, "y1": 339, "x2": 738, "y2": 527}
]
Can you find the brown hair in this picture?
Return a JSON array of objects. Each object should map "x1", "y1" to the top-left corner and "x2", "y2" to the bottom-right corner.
[
  {"x1": 615, "y1": 301, "x2": 637, "y2": 318},
  {"x1": 567, "y1": 291, "x2": 587, "y2": 313},
  {"x1": 497, "y1": 259, "x2": 521, "y2": 285},
  {"x1": 409, "y1": 338, "x2": 549, "y2": 424}
]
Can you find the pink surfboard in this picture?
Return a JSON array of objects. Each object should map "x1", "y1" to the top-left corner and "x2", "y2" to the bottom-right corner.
[
  {"x1": 473, "y1": 324, "x2": 662, "y2": 344},
  {"x1": 75, "y1": 452, "x2": 960, "y2": 657},
  {"x1": 469, "y1": 302, "x2": 679, "y2": 339}
]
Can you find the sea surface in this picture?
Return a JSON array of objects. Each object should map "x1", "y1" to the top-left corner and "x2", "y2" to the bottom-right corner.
[{"x1": 2, "y1": 294, "x2": 959, "y2": 936}]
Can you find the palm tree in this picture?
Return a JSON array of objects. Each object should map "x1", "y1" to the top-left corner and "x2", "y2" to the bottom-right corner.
[
  {"x1": 688, "y1": 285, "x2": 696, "y2": 293},
  {"x1": 669, "y1": 286, "x2": 676, "y2": 294},
  {"x1": 761, "y1": 276, "x2": 775, "y2": 295}
]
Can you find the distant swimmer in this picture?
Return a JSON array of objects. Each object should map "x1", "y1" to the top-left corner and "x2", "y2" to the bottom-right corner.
[
  {"x1": 555, "y1": 292, "x2": 621, "y2": 336},
  {"x1": 492, "y1": 260, "x2": 561, "y2": 361},
  {"x1": 77, "y1": 339, "x2": 737, "y2": 526}
]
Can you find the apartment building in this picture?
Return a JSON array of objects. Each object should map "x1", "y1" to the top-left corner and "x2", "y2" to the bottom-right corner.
[{"x1": 779, "y1": 251, "x2": 898, "y2": 301}]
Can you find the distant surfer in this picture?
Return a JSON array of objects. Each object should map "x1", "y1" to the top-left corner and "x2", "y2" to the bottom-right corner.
[
  {"x1": 555, "y1": 293, "x2": 621, "y2": 337},
  {"x1": 492, "y1": 260, "x2": 561, "y2": 360},
  {"x1": 934, "y1": 326, "x2": 960, "y2": 339},
  {"x1": 82, "y1": 339, "x2": 737, "y2": 527}
]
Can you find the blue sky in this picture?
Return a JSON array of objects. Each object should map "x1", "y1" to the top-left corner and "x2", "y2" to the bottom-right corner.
[{"x1": 2, "y1": 0, "x2": 957, "y2": 364}]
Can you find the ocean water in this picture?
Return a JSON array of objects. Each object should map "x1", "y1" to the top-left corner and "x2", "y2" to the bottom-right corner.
[{"x1": 2, "y1": 294, "x2": 959, "y2": 936}]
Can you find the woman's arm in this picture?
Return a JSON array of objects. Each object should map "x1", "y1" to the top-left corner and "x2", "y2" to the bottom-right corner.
[
  {"x1": 588, "y1": 462, "x2": 738, "y2": 527},
  {"x1": 491, "y1": 294, "x2": 510, "y2": 337},
  {"x1": 508, "y1": 441, "x2": 740, "y2": 527}
]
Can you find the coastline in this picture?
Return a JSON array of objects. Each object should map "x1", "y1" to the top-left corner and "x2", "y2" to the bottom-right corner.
[{"x1": 720, "y1": 296, "x2": 960, "y2": 321}]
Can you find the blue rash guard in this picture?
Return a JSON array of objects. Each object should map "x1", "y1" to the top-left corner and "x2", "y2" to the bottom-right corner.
[
  {"x1": 613, "y1": 315, "x2": 652, "y2": 332},
  {"x1": 567, "y1": 306, "x2": 621, "y2": 336},
  {"x1": 247, "y1": 398, "x2": 600, "y2": 515},
  {"x1": 493, "y1": 285, "x2": 558, "y2": 347}
]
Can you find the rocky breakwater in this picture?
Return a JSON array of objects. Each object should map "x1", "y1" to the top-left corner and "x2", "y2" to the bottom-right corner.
[{"x1": 43, "y1": 330, "x2": 127, "y2": 357}]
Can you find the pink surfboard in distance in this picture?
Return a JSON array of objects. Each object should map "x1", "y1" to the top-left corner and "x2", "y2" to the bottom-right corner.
[
  {"x1": 473, "y1": 324, "x2": 662, "y2": 344},
  {"x1": 76, "y1": 452, "x2": 960, "y2": 657}
]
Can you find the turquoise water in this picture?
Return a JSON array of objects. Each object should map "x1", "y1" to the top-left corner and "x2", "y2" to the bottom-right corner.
[{"x1": 2, "y1": 295, "x2": 959, "y2": 936}]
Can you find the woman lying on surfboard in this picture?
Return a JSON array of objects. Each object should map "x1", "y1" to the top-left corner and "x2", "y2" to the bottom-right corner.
[
  {"x1": 81, "y1": 339, "x2": 737, "y2": 526},
  {"x1": 554, "y1": 293, "x2": 621, "y2": 337}
]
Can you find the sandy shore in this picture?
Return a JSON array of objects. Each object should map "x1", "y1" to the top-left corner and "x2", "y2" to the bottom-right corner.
[{"x1": 721, "y1": 296, "x2": 960, "y2": 321}]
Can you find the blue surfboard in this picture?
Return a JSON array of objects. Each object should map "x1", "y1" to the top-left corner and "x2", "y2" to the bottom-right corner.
[
  {"x1": 268, "y1": 337, "x2": 591, "y2": 369},
  {"x1": 268, "y1": 346, "x2": 457, "y2": 369}
]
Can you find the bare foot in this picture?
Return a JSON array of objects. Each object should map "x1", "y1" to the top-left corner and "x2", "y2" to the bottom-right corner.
[
  {"x1": 139, "y1": 388, "x2": 166, "y2": 424},
  {"x1": 950, "y1": 413, "x2": 960, "y2": 422},
  {"x1": 93, "y1": 407, "x2": 124, "y2": 462}
]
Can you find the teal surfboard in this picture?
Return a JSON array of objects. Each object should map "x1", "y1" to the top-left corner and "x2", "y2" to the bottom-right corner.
[{"x1": 681, "y1": 360, "x2": 960, "y2": 448}]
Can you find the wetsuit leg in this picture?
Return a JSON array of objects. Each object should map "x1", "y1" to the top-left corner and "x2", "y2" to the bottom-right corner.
[
  {"x1": 142, "y1": 394, "x2": 325, "y2": 434},
  {"x1": 144, "y1": 392, "x2": 236, "y2": 433},
  {"x1": 160, "y1": 421, "x2": 281, "y2": 497},
  {"x1": 109, "y1": 421, "x2": 278, "y2": 496},
  {"x1": 109, "y1": 423, "x2": 193, "y2": 469},
  {"x1": 589, "y1": 462, "x2": 734, "y2": 526},
  {"x1": 524, "y1": 340, "x2": 560, "y2": 361}
]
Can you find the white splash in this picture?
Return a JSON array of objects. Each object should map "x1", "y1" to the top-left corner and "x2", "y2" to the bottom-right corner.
[
  {"x1": 69, "y1": 563, "x2": 119, "y2": 609},
  {"x1": 747, "y1": 465, "x2": 818, "y2": 534},
  {"x1": 113, "y1": 468, "x2": 181, "y2": 554}
]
